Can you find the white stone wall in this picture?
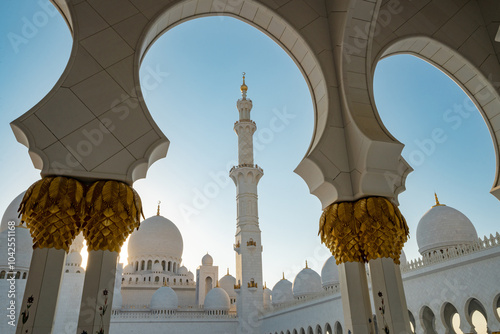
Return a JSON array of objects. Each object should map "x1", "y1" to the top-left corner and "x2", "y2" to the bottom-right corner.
[{"x1": 52, "y1": 272, "x2": 85, "y2": 334}]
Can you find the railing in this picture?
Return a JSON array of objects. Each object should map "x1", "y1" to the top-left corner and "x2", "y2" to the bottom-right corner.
[
  {"x1": 400, "y1": 232, "x2": 500, "y2": 273},
  {"x1": 263, "y1": 285, "x2": 341, "y2": 315},
  {"x1": 112, "y1": 309, "x2": 238, "y2": 320},
  {"x1": 229, "y1": 164, "x2": 263, "y2": 174}
]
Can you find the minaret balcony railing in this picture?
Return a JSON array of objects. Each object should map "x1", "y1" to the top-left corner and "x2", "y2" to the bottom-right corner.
[
  {"x1": 229, "y1": 164, "x2": 263, "y2": 174},
  {"x1": 234, "y1": 283, "x2": 241, "y2": 290},
  {"x1": 234, "y1": 120, "x2": 256, "y2": 125},
  {"x1": 233, "y1": 242, "x2": 241, "y2": 253},
  {"x1": 247, "y1": 240, "x2": 257, "y2": 247},
  {"x1": 247, "y1": 280, "x2": 258, "y2": 291}
]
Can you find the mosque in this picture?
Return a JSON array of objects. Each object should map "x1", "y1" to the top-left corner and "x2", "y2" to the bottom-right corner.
[
  {"x1": 1, "y1": 78, "x2": 499, "y2": 334},
  {"x1": 3, "y1": 1, "x2": 500, "y2": 333}
]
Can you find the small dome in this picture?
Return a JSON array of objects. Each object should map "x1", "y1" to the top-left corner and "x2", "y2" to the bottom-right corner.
[
  {"x1": 204, "y1": 287, "x2": 230, "y2": 311},
  {"x1": 263, "y1": 286, "x2": 272, "y2": 307},
  {"x1": 219, "y1": 273, "x2": 237, "y2": 298},
  {"x1": 416, "y1": 203, "x2": 478, "y2": 255},
  {"x1": 272, "y1": 278, "x2": 293, "y2": 304},
  {"x1": 66, "y1": 252, "x2": 82, "y2": 267},
  {"x1": 152, "y1": 262, "x2": 163, "y2": 272},
  {"x1": 293, "y1": 267, "x2": 322, "y2": 298},
  {"x1": 123, "y1": 264, "x2": 135, "y2": 274},
  {"x1": 202, "y1": 253, "x2": 213, "y2": 266},
  {"x1": 178, "y1": 265, "x2": 188, "y2": 275},
  {"x1": 128, "y1": 215, "x2": 183, "y2": 261},
  {"x1": 187, "y1": 271, "x2": 194, "y2": 281},
  {"x1": 321, "y1": 256, "x2": 339, "y2": 287},
  {"x1": 150, "y1": 286, "x2": 178, "y2": 310}
]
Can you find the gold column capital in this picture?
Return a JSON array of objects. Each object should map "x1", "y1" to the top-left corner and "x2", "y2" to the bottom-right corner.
[{"x1": 319, "y1": 197, "x2": 409, "y2": 264}]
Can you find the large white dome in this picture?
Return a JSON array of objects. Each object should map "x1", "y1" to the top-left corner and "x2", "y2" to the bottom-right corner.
[
  {"x1": 204, "y1": 287, "x2": 230, "y2": 311},
  {"x1": 416, "y1": 204, "x2": 478, "y2": 255},
  {"x1": 150, "y1": 286, "x2": 178, "y2": 310},
  {"x1": 128, "y1": 215, "x2": 183, "y2": 260},
  {"x1": 293, "y1": 267, "x2": 322, "y2": 298},
  {"x1": 0, "y1": 192, "x2": 33, "y2": 269},
  {"x1": 0, "y1": 192, "x2": 24, "y2": 232},
  {"x1": 271, "y1": 278, "x2": 293, "y2": 304},
  {"x1": 321, "y1": 256, "x2": 339, "y2": 287}
]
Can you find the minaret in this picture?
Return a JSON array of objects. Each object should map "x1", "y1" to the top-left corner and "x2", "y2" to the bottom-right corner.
[{"x1": 230, "y1": 73, "x2": 264, "y2": 334}]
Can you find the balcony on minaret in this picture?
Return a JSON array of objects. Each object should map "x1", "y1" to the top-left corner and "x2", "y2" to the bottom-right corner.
[
  {"x1": 247, "y1": 279, "x2": 258, "y2": 291},
  {"x1": 233, "y1": 241, "x2": 241, "y2": 253},
  {"x1": 234, "y1": 283, "x2": 241, "y2": 290}
]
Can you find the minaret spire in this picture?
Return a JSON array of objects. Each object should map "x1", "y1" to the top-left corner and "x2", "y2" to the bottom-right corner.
[
  {"x1": 241, "y1": 72, "x2": 248, "y2": 100},
  {"x1": 157, "y1": 201, "x2": 161, "y2": 215}
]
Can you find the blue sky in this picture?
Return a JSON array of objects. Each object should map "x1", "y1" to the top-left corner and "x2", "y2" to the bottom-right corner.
[{"x1": 0, "y1": 1, "x2": 498, "y2": 293}]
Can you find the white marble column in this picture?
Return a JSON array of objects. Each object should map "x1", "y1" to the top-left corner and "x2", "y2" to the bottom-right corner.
[
  {"x1": 339, "y1": 261, "x2": 375, "y2": 334},
  {"x1": 369, "y1": 257, "x2": 411, "y2": 334},
  {"x1": 76, "y1": 250, "x2": 118, "y2": 334},
  {"x1": 16, "y1": 248, "x2": 66, "y2": 334}
]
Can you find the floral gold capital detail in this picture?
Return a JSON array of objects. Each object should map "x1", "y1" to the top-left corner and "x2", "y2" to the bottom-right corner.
[
  {"x1": 19, "y1": 176, "x2": 84, "y2": 251},
  {"x1": 319, "y1": 197, "x2": 409, "y2": 264},
  {"x1": 82, "y1": 180, "x2": 143, "y2": 252}
]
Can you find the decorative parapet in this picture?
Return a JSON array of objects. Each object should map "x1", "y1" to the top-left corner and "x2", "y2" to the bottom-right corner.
[
  {"x1": 234, "y1": 283, "x2": 241, "y2": 290},
  {"x1": 400, "y1": 232, "x2": 500, "y2": 273},
  {"x1": 263, "y1": 285, "x2": 341, "y2": 315}
]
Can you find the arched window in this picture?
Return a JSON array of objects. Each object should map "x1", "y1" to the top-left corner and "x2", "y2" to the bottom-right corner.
[
  {"x1": 15, "y1": 271, "x2": 20, "y2": 279},
  {"x1": 154, "y1": 259, "x2": 159, "y2": 264},
  {"x1": 141, "y1": 260, "x2": 145, "y2": 270},
  {"x1": 135, "y1": 261, "x2": 138, "y2": 271},
  {"x1": 168, "y1": 261, "x2": 172, "y2": 271},
  {"x1": 76, "y1": 270, "x2": 81, "y2": 273},
  {"x1": 0, "y1": 270, "x2": 6, "y2": 279},
  {"x1": 173, "y1": 262, "x2": 177, "y2": 273},
  {"x1": 162, "y1": 260, "x2": 166, "y2": 271},
  {"x1": 147, "y1": 260, "x2": 152, "y2": 270},
  {"x1": 136, "y1": 277, "x2": 138, "y2": 282},
  {"x1": 155, "y1": 276, "x2": 159, "y2": 282},
  {"x1": 22, "y1": 272, "x2": 27, "y2": 279},
  {"x1": 205, "y1": 276, "x2": 213, "y2": 296},
  {"x1": 148, "y1": 276, "x2": 151, "y2": 282},
  {"x1": 129, "y1": 277, "x2": 132, "y2": 282},
  {"x1": 65, "y1": 270, "x2": 69, "y2": 273}
]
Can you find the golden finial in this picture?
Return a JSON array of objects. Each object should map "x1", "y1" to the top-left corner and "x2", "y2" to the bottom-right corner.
[
  {"x1": 432, "y1": 193, "x2": 445, "y2": 207},
  {"x1": 216, "y1": 281, "x2": 220, "y2": 288},
  {"x1": 157, "y1": 201, "x2": 161, "y2": 215},
  {"x1": 282, "y1": 272, "x2": 285, "y2": 280},
  {"x1": 226, "y1": 268, "x2": 230, "y2": 276},
  {"x1": 163, "y1": 280, "x2": 168, "y2": 287},
  {"x1": 264, "y1": 281, "x2": 267, "y2": 289},
  {"x1": 305, "y1": 260, "x2": 309, "y2": 269},
  {"x1": 240, "y1": 72, "x2": 248, "y2": 92}
]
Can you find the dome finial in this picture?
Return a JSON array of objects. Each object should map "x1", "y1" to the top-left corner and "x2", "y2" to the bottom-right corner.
[
  {"x1": 240, "y1": 72, "x2": 248, "y2": 98},
  {"x1": 305, "y1": 260, "x2": 308, "y2": 269},
  {"x1": 226, "y1": 268, "x2": 230, "y2": 276},
  {"x1": 432, "y1": 193, "x2": 445, "y2": 207},
  {"x1": 157, "y1": 200, "x2": 161, "y2": 215},
  {"x1": 282, "y1": 272, "x2": 285, "y2": 280}
]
